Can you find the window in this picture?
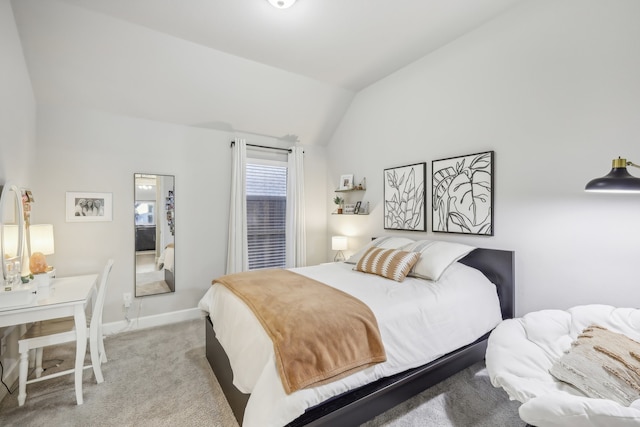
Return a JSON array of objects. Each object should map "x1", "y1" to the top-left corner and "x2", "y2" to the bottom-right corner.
[{"x1": 246, "y1": 162, "x2": 287, "y2": 270}]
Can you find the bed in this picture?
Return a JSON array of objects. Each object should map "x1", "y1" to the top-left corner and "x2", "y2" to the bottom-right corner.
[
  {"x1": 199, "y1": 239, "x2": 514, "y2": 427},
  {"x1": 157, "y1": 244, "x2": 175, "y2": 292}
]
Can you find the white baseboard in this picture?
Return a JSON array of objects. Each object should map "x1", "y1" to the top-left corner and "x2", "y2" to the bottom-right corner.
[{"x1": 103, "y1": 307, "x2": 204, "y2": 336}]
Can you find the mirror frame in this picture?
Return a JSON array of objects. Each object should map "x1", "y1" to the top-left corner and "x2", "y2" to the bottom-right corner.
[
  {"x1": 0, "y1": 183, "x2": 25, "y2": 284},
  {"x1": 134, "y1": 174, "x2": 175, "y2": 297}
]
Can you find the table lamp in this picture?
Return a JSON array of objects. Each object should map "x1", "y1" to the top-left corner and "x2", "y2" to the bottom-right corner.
[
  {"x1": 29, "y1": 224, "x2": 55, "y2": 287},
  {"x1": 332, "y1": 236, "x2": 347, "y2": 262}
]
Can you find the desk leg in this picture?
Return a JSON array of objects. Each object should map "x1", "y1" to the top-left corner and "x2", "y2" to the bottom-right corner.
[{"x1": 74, "y1": 306, "x2": 87, "y2": 405}]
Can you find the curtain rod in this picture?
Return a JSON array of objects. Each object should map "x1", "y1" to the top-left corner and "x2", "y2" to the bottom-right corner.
[{"x1": 230, "y1": 140, "x2": 292, "y2": 153}]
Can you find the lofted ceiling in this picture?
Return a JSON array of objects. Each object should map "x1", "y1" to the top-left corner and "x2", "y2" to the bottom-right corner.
[{"x1": 11, "y1": 0, "x2": 524, "y2": 145}]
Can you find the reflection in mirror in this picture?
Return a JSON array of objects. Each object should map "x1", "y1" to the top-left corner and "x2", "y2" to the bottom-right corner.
[
  {"x1": 134, "y1": 174, "x2": 175, "y2": 297},
  {"x1": 0, "y1": 184, "x2": 25, "y2": 286}
]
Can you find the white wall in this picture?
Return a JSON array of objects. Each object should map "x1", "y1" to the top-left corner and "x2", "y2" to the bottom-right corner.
[
  {"x1": 30, "y1": 105, "x2": 327, "y2": 324},
  {"x1": 327, "y1": 0, "x2": 640, "y2": 316},
  {"x1": 0, "y1": 0, "x2": 35, "y2": 186},
  {"x1": 0, "y1": 0, "x2": 36, "y2": 402}
]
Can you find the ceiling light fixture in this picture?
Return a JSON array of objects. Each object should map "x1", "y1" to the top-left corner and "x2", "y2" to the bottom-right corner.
[{"x1": 267, "y1": 0, "x2": 297, "y2": 9}]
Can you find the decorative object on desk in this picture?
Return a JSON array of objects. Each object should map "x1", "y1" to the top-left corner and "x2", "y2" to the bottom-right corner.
[
  {"x1": 66, "y1": 192, "x2": 113, "y2": 222},
  {"x1": 384, "y1": 162, "x2": 426, "y2": 231},
  {"x1": 354, "y1": 201, "x2": 362, "y2": 214},
  {"x1": 432, "y1": 151, "x2": 494, "y2": 235},
  {"x1": 333, "y1": 195, "x2": 344, "y2": 214},
  {"x1": 21, "y1": 189, "x2": 33, "y2": 227},
  {"x1": 339, "y1": 174, "x2": 354, "y2": 190},
  {"x1": 332, "y1": 236, "x2": 347, "y2": 262},
  {"x1": 585, "y1": 157, "x2": 640, "y2": 193},
  {"x1": 28, "y1": 223, "x2": 55, "y2": 288}
]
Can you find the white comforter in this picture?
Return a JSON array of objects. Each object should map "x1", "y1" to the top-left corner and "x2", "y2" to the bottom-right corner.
[
  {"x1": 198, "y1": 262, "x2": 502, "y2": 427},
  {"x1": 486, "y1": 305, "x2": 640, "y2": 427}
]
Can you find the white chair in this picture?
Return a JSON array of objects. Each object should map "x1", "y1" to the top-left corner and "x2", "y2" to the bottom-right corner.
[
  {"x1": 17, "y1": 259, "x2": 114, "y2": 406},
  {"x1": 486, "y1": 305, "x2": 640, "y2": 427}
]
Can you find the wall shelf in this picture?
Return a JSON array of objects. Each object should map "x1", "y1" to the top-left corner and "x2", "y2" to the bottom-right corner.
[
  {"x1": 334, "y1": 187, "x2": 366, "y2": 193},
  {"x1": 333, "y1": 177, "x2": 367, "y2": 215},
  {"x1": 331, "y1": 212, "x2": 369, "y2": 216}
]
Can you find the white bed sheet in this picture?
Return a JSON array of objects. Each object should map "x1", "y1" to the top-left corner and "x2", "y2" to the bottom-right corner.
[{"x1": 198, "y1": 261, "x2": 502, "y2": 427}]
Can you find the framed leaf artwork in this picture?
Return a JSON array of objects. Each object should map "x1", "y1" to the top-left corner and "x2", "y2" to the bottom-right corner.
[
  {"x1": 432, "y1": 151, "x2": 494, "y2": 235},
  {"x1": 383, "y1": 162, "x2": 426, "y2": 231}
]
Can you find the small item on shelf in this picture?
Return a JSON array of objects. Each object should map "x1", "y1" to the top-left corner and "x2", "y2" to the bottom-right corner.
[
  {"x1": 356, "y1": 178, "x2": 366, "y2": 190},
  {"x1": 333, "y1": 196, "x2": 344, "y2": 214},
  {"x1": 339, "y1": 174, "x2": 354, "y2": 190}
]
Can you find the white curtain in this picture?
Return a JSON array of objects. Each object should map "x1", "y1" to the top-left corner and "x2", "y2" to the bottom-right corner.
[
  {"x1": 286, "y1": 146, "x2": 306, "y2": 268},
  {"x1": 226, "y1": 139, "x2": 248, "y2": 274}
]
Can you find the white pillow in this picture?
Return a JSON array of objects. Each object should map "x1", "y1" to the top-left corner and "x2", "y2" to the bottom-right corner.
[
  {"x1": 345, "y1": 236, "x2": 415, "y2": 264},
  {"x1": 402, "y1": 240, "x2": 475, "y2": 281}
]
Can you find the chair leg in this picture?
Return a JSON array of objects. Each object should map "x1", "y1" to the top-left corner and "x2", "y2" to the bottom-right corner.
[
  {"x1": 18, "y1": 350, "x2": 28, "y2": 406},
  {"x1": 35, "y1": 348, "x2": 44, "y2": 378},
  {"x1": 98, "y1": 325, "x2": 107, "y2": 363},
  {"x1": 100, "y1": 340, "x2": 107, "y2": 363},
  {"x1": 89, "y1": 333, "x2": 104, "y2": 383}
]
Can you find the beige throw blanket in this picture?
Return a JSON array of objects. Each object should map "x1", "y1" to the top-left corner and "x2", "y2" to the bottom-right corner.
[{"x1": 214, "y1": 269, "x2": 387, "y2": 394}]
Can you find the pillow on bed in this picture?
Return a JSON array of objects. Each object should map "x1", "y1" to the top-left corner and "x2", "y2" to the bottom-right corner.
[
  {"x1": 354, "y1": 247, "x2": 420, "y2": 282},
  {"x1": 346, "y1": 236, "x2": 415, "y2": 265},
  {"x1": 401, "y1": 240, "x2": 475, "y2": 281},
  {"x1": 549, "y1": 325, "x2": 640, "y2": 406}
]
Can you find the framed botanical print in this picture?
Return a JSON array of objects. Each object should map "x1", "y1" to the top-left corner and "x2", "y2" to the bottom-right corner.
[
  {"x1": 432, "y1": 151, "x2": 494, "y2": 235},
  {"x1": 383, "y1": 162, "x2": 426, "y2": 231}
]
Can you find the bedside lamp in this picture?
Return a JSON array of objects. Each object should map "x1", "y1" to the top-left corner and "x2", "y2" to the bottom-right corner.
[
  {"x1": 332, "y1": 236, "x2": 347, "y2": 262},
  {"x1": 29, "y1": 224, "x2": 55, "y2": 288}
]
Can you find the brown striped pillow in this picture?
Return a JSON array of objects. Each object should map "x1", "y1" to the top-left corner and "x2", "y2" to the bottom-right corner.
[{"x1": 355, "y1": 247, "x2": 421, "y2": 282}]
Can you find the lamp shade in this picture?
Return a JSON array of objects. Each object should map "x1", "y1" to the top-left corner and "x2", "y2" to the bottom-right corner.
[
  {"x1": 332, "y1": 236, "x2": 348, "y2": 251},
  {"x1": 29, "y1": 224, "x2": 55, "y2": 255},
  {"x1": 267, "y1": 0, "x2": 297, "y2": 9},
  {"x1": 585, "y1": 158, "x2": 640, "y2": 193}
]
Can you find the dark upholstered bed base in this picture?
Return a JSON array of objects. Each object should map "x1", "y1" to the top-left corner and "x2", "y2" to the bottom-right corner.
[
  {"x1": 205, "y1": 247, "x2": 515, "y2": 426},
  {"x1": 164, "y1": 269, "x2": 175, "y2": 292}
]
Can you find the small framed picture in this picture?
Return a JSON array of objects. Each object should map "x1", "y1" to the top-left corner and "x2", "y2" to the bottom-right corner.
[
  {"x1": 66, "y1": 192, "x2": 113, "y2": 222},
  {"x1": 354, "y1": 201, "x2": 362, "y2": 214},
  {"x1": 339, "y1": 174, "x2": 354, "y2": 190}
]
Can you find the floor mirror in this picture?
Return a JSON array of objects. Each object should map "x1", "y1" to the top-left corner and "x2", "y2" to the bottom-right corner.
[{"x1": 134, "y1": 174, "x2": 175, "y2": 297}]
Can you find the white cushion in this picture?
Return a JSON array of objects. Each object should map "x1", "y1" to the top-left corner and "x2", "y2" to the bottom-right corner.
[
  {"x1": 346, "y1": 236, "x2": 415, "y2": 264},
  {"x1": 486, "y1": 305, "x2": 640, "y2": 427},
  {"x1": 401, "y1": 240, "x2": 475, "y2": 281}
]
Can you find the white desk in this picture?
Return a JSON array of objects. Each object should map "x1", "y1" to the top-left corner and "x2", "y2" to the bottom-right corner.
[{"x1": 0, "y1": 274, "x2": 98, "y2": 405}]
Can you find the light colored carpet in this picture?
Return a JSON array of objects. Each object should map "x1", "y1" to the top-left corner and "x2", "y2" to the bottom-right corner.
[{"x1": 0, "y1": 320, "x2": 524, "y2": 426}]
